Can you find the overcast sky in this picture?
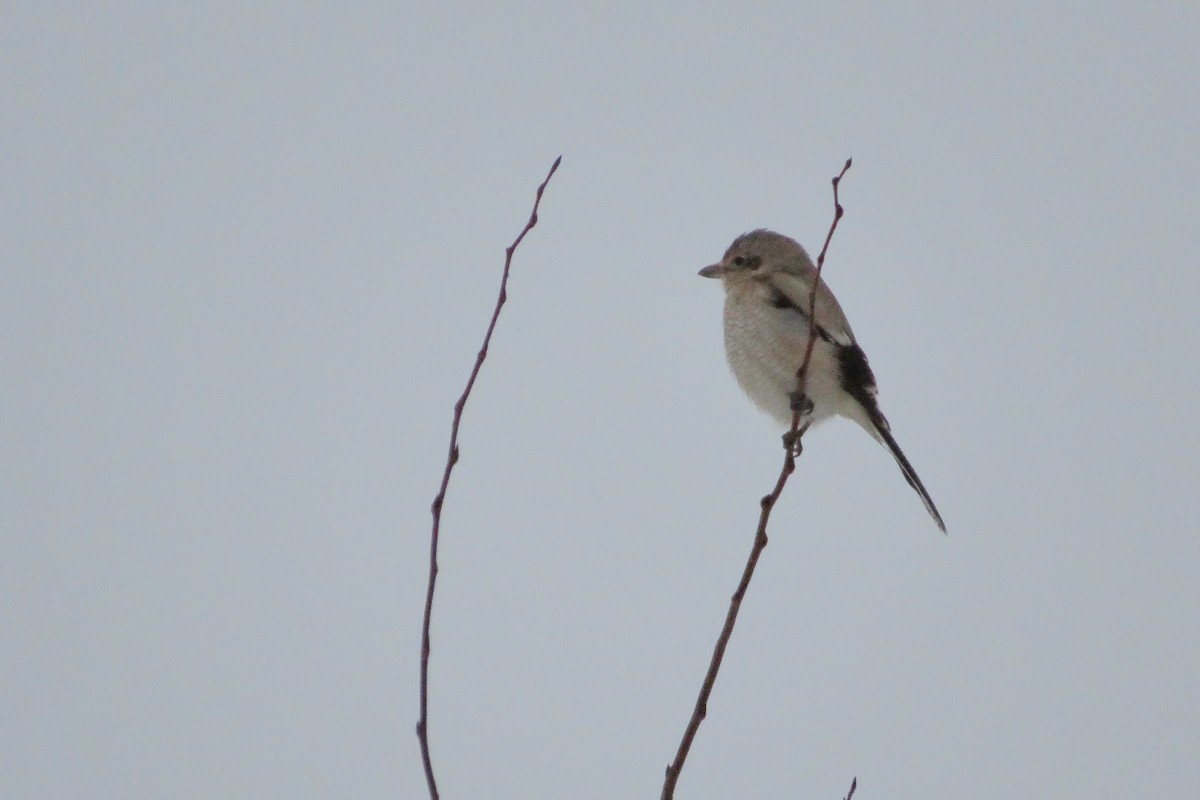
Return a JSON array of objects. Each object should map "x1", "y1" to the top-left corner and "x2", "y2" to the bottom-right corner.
[{"x1": 4, "y1": 3, "x2": 1198, "y2": 799}]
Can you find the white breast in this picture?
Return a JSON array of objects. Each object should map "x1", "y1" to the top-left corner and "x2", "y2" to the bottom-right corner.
[{"x1": 722, "y1": 284, "x2": 850, "y2": 428}]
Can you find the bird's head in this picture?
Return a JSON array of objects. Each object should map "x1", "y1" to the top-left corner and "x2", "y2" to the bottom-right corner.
[{"x1": 698, "y1": 229, "x2": 814, "y2": 285}]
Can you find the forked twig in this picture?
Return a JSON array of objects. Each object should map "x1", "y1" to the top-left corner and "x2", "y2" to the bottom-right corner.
[
  {"x1": 660, "y1": 159, "x2": 852, "y2": 800},
  {"x1": 419, "y1": 156, "x2": 562, "y2": 800}
]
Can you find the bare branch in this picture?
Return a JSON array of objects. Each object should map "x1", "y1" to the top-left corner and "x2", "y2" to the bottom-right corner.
[
  {"x1": 793, "y1": 158, "x2": 853, "y2": 436},
  {"x1": 418, "y1": 156, "x2": 562, "y2": 800},
  {"x1": 844, "y1": 776, "x2": 858, "y2": 800},
  {"x1": 660, "y1": 159, "x2": 852, "y2": 800}
]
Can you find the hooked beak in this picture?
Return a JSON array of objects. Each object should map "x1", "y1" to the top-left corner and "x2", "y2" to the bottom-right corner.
[{"x1": 698, "y1": 263, "x2": 726, "y2": 278}]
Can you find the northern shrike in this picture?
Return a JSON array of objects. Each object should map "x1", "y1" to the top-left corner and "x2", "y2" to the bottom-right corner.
[{"x1": 700, "y1": 229, "x2": 945, "y2": 532}]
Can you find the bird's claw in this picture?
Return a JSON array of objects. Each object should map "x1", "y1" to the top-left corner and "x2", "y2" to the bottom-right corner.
[
  {"x1": 780, "y1": 392, "x2": 813, "y2": 455},
  {"x1": 789, "y1": 391, "x2": 814, "y2": 417}
]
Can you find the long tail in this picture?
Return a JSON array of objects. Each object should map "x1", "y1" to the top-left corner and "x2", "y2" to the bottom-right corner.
[{"x1": 868, "y1": 416, "x2": 946, "y2": 533}]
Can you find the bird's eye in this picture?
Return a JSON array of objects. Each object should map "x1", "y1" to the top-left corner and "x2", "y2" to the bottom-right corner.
[{"x1": 732, "y1": 256, "x2": 745, "y2": 266}]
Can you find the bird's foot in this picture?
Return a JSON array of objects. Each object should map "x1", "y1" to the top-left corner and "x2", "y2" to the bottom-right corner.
[
  {"x1": 781, "y1": 429, "x2": 803, "y2": 456},
  {"x1": 789, "y1": 391, "x2": 814, "y2": 417},
  {"x1": 781, "y1": 392, "x2": 814, "y2": 455}
]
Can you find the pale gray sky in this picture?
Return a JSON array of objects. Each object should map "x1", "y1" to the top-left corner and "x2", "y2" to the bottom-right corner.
[{"x1": 3, "y1": 3, "x2": 1198, "y2": 799}]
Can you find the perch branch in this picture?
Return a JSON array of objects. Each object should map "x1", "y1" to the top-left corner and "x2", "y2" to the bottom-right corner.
[{"x1": 660, "y1": 158, "x2": 852, "y2": 800}]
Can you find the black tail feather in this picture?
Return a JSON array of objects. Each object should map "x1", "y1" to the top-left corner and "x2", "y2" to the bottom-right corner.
[{"x1": 871, "y1": 418, "x2": 946, "y2": 533}]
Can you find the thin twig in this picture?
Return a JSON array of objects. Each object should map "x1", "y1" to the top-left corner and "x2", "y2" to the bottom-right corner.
[
  {"x1": 660, "y1": 159, "x2": 852, "y2": 800},
  {"x1": 796, "y1": 158, "x2": 853, "y2": 428},
  {"x1": 844, "y1": 776, "x2": 858, "y2": 800},
  {"x1": 418, "y1": 156, "x2": 562, "y2": 800}
]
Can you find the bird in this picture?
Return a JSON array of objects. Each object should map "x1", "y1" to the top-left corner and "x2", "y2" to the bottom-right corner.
[{"x1": 699, "y1": 229, "x2": 945, "y2": 532}]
